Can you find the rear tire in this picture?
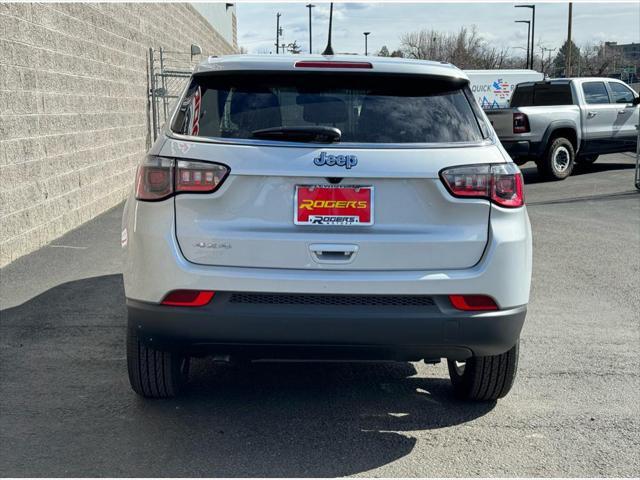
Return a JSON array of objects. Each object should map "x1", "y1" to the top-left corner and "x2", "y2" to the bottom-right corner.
[
  {"x1": 576, "y1": 154, "x2": 599, "y2": 164},
  {"x1": 537, "y1": 137, "x2": 575, "y2": 180},
  {"x1": 127, "y1": 328, "x2": 189, "y2": 398},
  {"x1": 447, "y1": 342, "x2": 519, "y2": 401}
]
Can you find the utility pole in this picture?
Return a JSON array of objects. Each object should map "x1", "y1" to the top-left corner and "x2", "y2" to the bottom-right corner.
[
  {"x1": 275, "y1": 13, "x2": 281, "y2": 54},
  {"x1": 516, "y1": 5, "x2": 536, "y2": 70},
  {"x1": 306, "y1": 4, "x2": 315, "y2": 54},
  {"x1": 515, "y1": 20, "x2": 531, "y2": 69},
  {"x1": 566, "y1": 2, "x2": 573, "y2": 77},
  {"x1": 363, "y1": 32, "x2": 371, "y2": 56}
]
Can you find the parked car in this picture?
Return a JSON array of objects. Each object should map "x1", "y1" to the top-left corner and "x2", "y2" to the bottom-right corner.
[
  {"x1": 465, "y1": 69, "x2": 545, "y2": 110},
  {"x1": 486, "y1": 78, "x2": 640, "y2": 180},
  {"x1": 122, "y1": 54, "x2": 532, "y2": 400}
]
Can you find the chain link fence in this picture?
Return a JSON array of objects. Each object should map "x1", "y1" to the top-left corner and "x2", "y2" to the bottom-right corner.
[{"x1": 147, "y1": 47, "x2": 203, "y2": 144}]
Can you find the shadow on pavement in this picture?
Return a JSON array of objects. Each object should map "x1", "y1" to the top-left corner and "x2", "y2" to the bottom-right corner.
[
  {"x1": 520, "y1": 161, "x2": 635, "y2": 184},
  {"x1": 0, "y1": 274, "x2": 494, "y2": 477}
]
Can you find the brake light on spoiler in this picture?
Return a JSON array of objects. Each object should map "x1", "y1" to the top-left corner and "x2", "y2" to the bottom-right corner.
[
  {"x1": 294, "y1": 61, "x2": 373, "y2": 69},
  {"x1": 440, "y1": 163, "x2": 525, "y2": 208}
]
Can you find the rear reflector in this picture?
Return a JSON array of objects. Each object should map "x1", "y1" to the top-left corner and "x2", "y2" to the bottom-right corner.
[
  {"x1": 449, "y1": 295, "x2": 498, "y2": 311},
  {"x1": 161, "y1": 290, "x2": 215, "y2": 307},
  {"x1": 294, "y1": 61, "x2": 373, "y2": 69}
]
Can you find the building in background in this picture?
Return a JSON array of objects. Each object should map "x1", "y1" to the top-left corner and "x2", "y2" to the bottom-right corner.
[
  {"x1": 192, "y1": 3, "x2": 237, "y2": 50},
  {"x1": 0, "y1": 3, "x2": 237, "y2": 267},
  {"x1": 605, "y1": 42, "x2": 640, "y2": 62}
]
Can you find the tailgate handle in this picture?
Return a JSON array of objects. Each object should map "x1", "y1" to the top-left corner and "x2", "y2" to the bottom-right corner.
[{"x1": 309, "y1": 244, "x2": 359, "y2": 264}]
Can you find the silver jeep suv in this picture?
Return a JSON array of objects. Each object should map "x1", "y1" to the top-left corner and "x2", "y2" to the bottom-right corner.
[{"x1": 122, "y1": 55, "x2": 532, "y2": 400}]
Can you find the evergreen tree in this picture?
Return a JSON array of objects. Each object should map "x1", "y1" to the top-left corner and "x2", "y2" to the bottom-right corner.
[
  {"x1": 378, "y1": 45, "x2": 390, "y2": 57},
  {"x1": 553, "y1": 39, "x2": 581, "y2": 76}
]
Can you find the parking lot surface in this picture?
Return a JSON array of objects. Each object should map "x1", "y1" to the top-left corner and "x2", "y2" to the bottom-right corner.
[{"x1": 1, "y1": 154, "x2": 639, "y2": 477}]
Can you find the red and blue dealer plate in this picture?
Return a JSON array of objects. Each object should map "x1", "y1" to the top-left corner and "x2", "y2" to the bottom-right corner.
[{"x1": 295, "y1": 185, "x2": 374, "y2": 226}]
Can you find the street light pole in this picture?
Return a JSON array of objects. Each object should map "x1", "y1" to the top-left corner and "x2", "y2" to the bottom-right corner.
[
  {"x1": 275, "y1": 12, "x2": 281, "y2": 54},
  {"x1": 516, "y1": 5, "x2": 536, "y2": 70},
  {"x1": 515, "y1": 20, "x2": 531, "y2": 69},
  {"x1": 306, "y1": 4, "x2": 315, "y2": 54},
  {"x1": 363, "y1": 31, "x2": 371, "y2": 56},
  {"x1": 530, "y1": 6, "x2": 536, "y2": 70}
]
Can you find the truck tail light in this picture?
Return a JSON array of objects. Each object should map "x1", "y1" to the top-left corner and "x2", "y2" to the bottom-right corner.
[
  {"x1": 513, "y1": 112, "x2": 530, "y2": 133},
  {"x1": 440, "y1": 163, "x2": 524, "y2": 208},
  {"x1": 449, "y1": 295, "x2": 498, "y2": 311},
  {"x1": 135, "y1": 156, "x2": 229, "y2": 201}
]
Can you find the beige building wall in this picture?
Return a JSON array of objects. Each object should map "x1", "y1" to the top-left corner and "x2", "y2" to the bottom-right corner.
[{"x1": 0, "y1": 3, "x2": 236, "y2": 267}]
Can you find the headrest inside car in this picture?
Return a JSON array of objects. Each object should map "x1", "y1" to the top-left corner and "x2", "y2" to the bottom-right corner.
[{"x1": 300, "y1": 95, "x2": 348, "y2": 125}]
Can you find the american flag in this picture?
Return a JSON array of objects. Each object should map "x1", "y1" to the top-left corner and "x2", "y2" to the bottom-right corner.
[{"x1": 189, "y1": 87, "x2": 201, "y2": 136}]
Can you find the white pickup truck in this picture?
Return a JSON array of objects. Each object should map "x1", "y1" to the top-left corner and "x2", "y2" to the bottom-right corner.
[{"x1": 486, "y1": 78, "x2": 639, "y2": 180}]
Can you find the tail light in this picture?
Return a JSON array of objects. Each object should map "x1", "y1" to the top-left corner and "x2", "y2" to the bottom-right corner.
[
  {"x1": 449, "y1": 295, "x2": 498, "y2": 311},
  {"x1": 161, "y1": 290, "x2": 215, "y2": 307},
  {"x1": 513, "y1": 112, "x2": 530, "y2": 134},
  {"x1": 294, "y1": 61, "x2": 373, "y2": 69},
  {"x1": 440, "y1": 163, "x2": 524, "y2": 208},
  {"x1": 136, "y1": 156, "x2": 229, "y2": 201}
]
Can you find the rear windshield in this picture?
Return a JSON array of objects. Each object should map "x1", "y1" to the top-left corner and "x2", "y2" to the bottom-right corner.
[
  {"x1": 171, "y1": 72, "x2": 486, "y2": 144},
  {"x1": 510, "y1": 83, "x2": 574, "y2": 107}
]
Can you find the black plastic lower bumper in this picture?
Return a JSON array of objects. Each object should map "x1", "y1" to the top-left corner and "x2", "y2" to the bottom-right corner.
[
  {"x1": 502, "y1": 140, "x2": 531, "y2": 158},
  {"x1": 127, "y1": 293, "x2": 526, "y2": 361}
]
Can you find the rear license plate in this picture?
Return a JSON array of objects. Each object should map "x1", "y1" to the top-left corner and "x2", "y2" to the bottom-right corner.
[{"x1": 295, "y1": 185, "x2": 374, "y2": 226}]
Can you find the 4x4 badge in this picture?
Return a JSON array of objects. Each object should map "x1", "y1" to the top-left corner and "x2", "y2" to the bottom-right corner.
[{"x1": 313, "y1": 152, "x2": 358, "y2": 169}]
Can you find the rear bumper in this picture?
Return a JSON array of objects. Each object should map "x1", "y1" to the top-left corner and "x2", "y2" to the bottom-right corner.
[
  {"x1": 122, "y1": 200, "x2": 533, "y2": 309},
  {"x1": 501, "y1": 140, "x2": 547, "y2": 160},
  {"x1": 127, "y1": 294, "x2": 526, "y2": 360},
  {"x1": 501, "y1": 140, "x2": 530, "y2": 158}
]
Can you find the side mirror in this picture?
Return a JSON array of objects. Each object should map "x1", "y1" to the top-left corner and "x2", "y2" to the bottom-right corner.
[{"x1": 633, "y1": 96, "x2": 640, "y2": 106}]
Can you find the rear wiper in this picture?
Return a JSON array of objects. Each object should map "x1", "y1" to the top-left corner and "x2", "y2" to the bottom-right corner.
[{"x1": 250, "y1": 126, "x2": 341, "y2": 143}]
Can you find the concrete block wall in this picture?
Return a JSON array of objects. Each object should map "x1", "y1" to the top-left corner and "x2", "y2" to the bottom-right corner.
[{"x1": 0, "y1": 3, "x2": 236, "y2": 267}]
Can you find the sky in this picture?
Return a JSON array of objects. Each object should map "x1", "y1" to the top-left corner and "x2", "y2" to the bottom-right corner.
[{"x1": 236, "y1": 2, "x2": 640, "y2": 57}]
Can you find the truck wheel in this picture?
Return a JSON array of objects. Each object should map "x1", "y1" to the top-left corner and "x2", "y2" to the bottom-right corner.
[
  {"x1": 127, "y1": 328, "x2": 189, "y2": 398},
  {"x1": 538, "y1": 137, "x2": 575, "y2": 180},
  {"x1": 447, "y1": 342, "x2": 519, "y2": 401},
  {"x1": 576, "y1": 154, "x2": 599, "y2": 164}
]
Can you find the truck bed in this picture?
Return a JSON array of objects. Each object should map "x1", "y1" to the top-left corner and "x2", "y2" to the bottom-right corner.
[{"x1": 486, "y1": 105, "x2": 581, "y2": 145}]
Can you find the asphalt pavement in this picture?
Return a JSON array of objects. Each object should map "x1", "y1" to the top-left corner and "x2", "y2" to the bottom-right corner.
[{"x1": 1, "y1": 153, "x2": 639, "y2": 477}]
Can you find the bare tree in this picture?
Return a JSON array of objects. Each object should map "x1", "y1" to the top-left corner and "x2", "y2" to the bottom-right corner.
[
  {"x1": 397, "y1": 26, "x2": 638, "y2": 79},
  {"x1": 578, "y1": 42, "x2": 627, "y2": 76},
  {"x1": 400, "y1": 26, "x2": 516, "y2": 69}
]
